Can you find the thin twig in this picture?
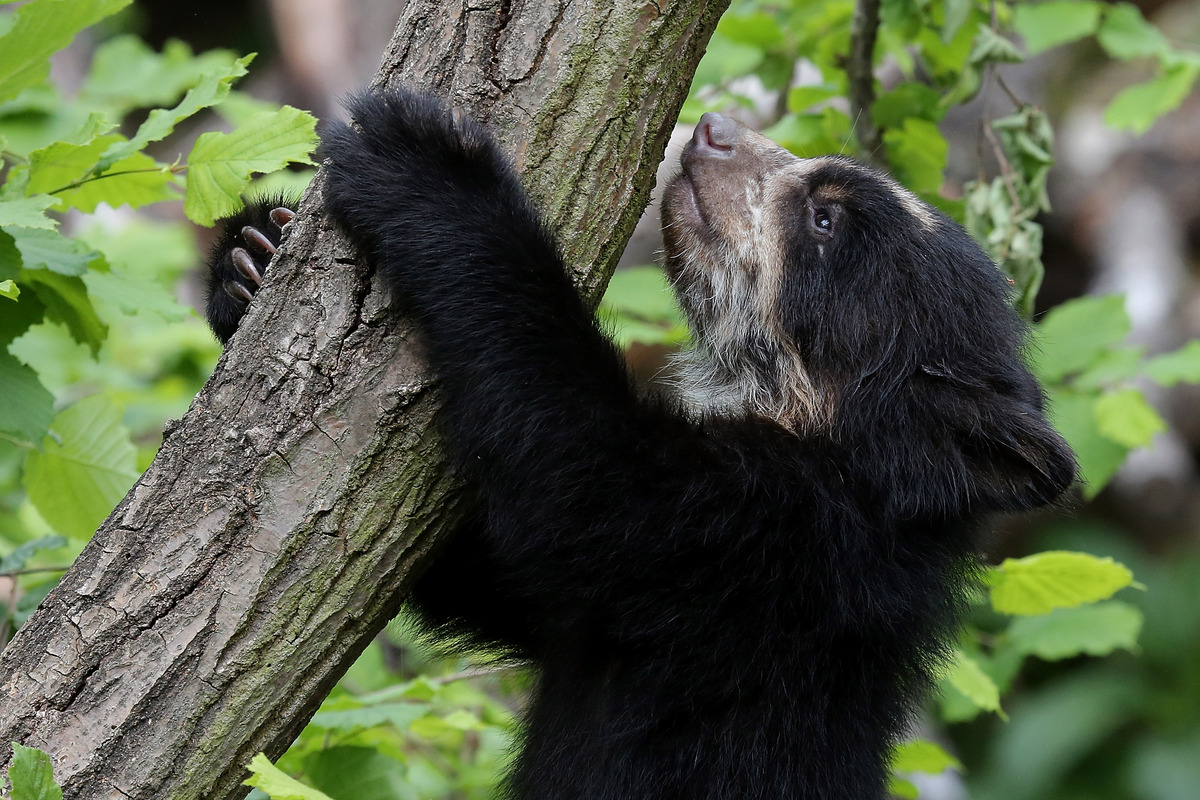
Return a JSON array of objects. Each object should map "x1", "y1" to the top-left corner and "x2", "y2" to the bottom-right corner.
[
  {"x1": 847, "y1": 0, "x2": 885, "y2": 165},
  {"x1": 0, "y1": 565, "x2": 70, "y2": 578},
  {"x1": 983, "y1": 123, "x2": 1022, "y2": 209}
]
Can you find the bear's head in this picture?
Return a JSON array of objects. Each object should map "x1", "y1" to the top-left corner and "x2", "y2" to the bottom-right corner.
[{"x1": 661, "y1": 114, "x2": 1076, "y2": 516}]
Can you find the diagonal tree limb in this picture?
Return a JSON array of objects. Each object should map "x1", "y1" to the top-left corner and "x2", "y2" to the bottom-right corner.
[{"x1": 0, "y1": 2, "x2": 729, "y2": 798}]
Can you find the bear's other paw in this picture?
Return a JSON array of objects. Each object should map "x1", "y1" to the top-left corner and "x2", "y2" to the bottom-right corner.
[{"x1": 205, "y1": 201, "x2": 296, "y2": 344}]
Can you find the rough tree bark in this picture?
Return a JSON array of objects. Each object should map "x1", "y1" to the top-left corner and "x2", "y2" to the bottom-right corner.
[{"x1": 0, "y1": 2, "x2": 729, "y2": 798}]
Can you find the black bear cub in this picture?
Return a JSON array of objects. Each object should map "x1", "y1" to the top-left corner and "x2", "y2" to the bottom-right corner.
[{"x1": 205, "y1": 90, "x2": 1075, "y2": 800}]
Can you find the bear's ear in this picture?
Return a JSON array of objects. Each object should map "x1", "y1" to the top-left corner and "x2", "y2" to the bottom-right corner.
[{"x1": 959, "y1": 397, "x2": 1077, "y2": 512}]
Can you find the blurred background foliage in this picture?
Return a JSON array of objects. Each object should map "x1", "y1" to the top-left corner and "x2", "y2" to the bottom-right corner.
[{"x1": 2, "y1": 1, "x2": 1200, "y2": 799}]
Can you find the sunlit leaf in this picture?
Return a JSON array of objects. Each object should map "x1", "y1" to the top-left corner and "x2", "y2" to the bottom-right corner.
[
  {"x1": 941, "y1": 650, "x2": 1002, "y2": 715},
  {"x1": 1094, "y1": 388, "x2": 1166, "y2": 449},
  {"x1": 0, "y1": 196, "x2": 57, "y2": 229},
  {"x1": 184, "y1": 106, "x2": 317, "y2": 226},
  {"x1": 891, "y1": 739, "x2": 964, "y2": 774},
  {"x1": 8, "y1": 743, "x2": 63, "y2": 800},
  {"x1": 991, "y1": 551, "x2": 1136, "y2": 616},
  {"x1": 244, "y1": 753, "x2": 334, "y2": 800},
  {"x1": 0, "y1": 0, "x2": 131, "y2": 104}
]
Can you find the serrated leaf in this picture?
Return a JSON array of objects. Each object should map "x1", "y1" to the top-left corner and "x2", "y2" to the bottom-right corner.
[
  {"x1": 184, "y1": 106, "x2": 318, "y2": 226},
  {"x1": 1008, "y1": 600, "x2": 1143, "y2": 660},
  {"x1": 1013, "y1": 1, "x2": 1102, "y2": 55},
  {"x1": 94, "y1": 54, "x2": 253, "y2": 173},
  {"x1": 0, "y1": 0, "x2": 132, "y2": 105},
  {"x1": 991, "y1": 551, "x2": 1136, "y2": 615},
  {"x1": 0, "y1": 278, "x2": 16, "y2": 299},
  {"x1": 942, "y1": 650, "x2": 1002, "y2": 714},
  {"x1": 1094, "y1": 388, "x2": 1166, "y2": 448},
  {"x1": 891, "y1": 739, "x2": 964, "y2": 774},
  {"x1": 1105, "y1": 65, "x2": 1200, "y2": 135},
  {"x1": 27, "y1": 134, "x2": 174, "y2": 213},
  {"x1": 23, "y1": 395, "x2": 138, "y2": 538},
  {"x1": 81, "y1": 268, "x2": 189, "y2": 322},
  {"x1": 243, "y1": 753, "x2": 334, "y2": 800},
  {"x1": 1144, "y1": 340, "x2": 1200, "y2": 386},
  {"x1": 9, "y1": 228, "x2": 99, "y2": 276},
  {"x1": 1098, "y1": 3, "x2": 1170, "y2": 60},
  {"x1": 0, "y1": 350, "x2": 54, "y2": 444},
  {"x1": 0, "y1": 196, "x2": 57, "y2": 229},
  {"x1": 0, "y1": 534, "x2": 67, "y2": 572},
  {"x1": 1031, "y1": 295, "x2": 1130, "y2": 383},
  {"x1": 8, "y1": 743, "x2": 63, "y2": 800}
]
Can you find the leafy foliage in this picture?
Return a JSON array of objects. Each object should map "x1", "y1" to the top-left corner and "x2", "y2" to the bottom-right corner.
[{"x1": 6, "y1": 743, "x2": 63, "y2": 800}]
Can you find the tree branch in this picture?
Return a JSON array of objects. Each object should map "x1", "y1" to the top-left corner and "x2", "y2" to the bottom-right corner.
[
  {"x1": 0, "y1": 2, "x2": 729, "y2": 798},
  {"x1": 847, "y1": 0, "x2": 885, "y2": 165}
]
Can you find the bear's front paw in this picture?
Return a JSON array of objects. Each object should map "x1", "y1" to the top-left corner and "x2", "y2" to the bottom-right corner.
[
  {"x1": 205, "y1": 203, "x2": 296, "y2": 344},
  {"x1": 319, "y1": 88, "x2": 513, "y2": 258}
]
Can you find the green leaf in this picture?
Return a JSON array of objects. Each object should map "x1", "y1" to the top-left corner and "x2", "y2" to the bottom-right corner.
[
  {"x1": 716, "y1": 12, "x2": 785, "y2": 48},
  {"x1": 1094, "y1": 388, "x2": 1166, "y2": 448},
  {"x1": 83, "y1": 35, "x2": 242, "y2": 117},
  {"x1": 1047, "y1": 387, "x2": 1127, "y2": 498},
  {"x1": 8, "y1": 228, "x2": 100, "y2": 276},
  {"x1": 942, "y1": 0, "x2": 972, "y2": 42},
  {"x1": 21, "y1": 269, "x2": 106, "y2": 354},
  {"x1": 1104, "y1": 64, "x2": 1200, "y2": 135},
  {"x1": 184, "y1": 106, "x2": 317, "y2": 226},
  {"x1": 8, "y1": 743, "x2": 63, "y2": 800},
  {"x1": 883, "y1": 117, "x2": 948, "y2": 195},
  {"x1": 969, "y1": 24, "x2": 1025, "y2": 66},
  {"x1": 243, "y1": 753, "x2": 335, "y2": 800},
  {"x1": 991, "y1": 551, "x2": 1136, "y2": 616},
  {"x1": 0, "y1": 196, "x2": 57, "y2": 229},
  {"x1": 1144, "y1": 340, "x2": 1200, "y2": 386},
  {"x1": 307, "y1": 702, "x2": 430, "y2": 732},
  {"x1": 23, "y1": 395, "x2": 139, "y2": 538},
  {"x1": 0, "y1": 0, "x2": 132, "y2": 105},
  {"x1": 1073, "y1": 346, "x2": 1144, "y2": 390},
  {"x1": 0, "y1": 278, "x2": 16, "y2": 299},
  {"x1": 94, "y1": 54, "x2": 253, "y2": 173},
  {"x1": 1013, "y1": 1, "x2": 1102, "y2": 55},
  {"x1": 1008, "y1": 600, "x2": 1143, "y2": 660},
  {"x1": 942, "y1": 650, "x2": 1002, "y2": 715},
  {"x1": 690, "y1": 32, "x2": 764, "y2": 88},
  {"x1": 891, "y1": 739, "x2": 964, "y2": 774},
  {"x1": 26, "y1": 134, "x2": 174, "y2": 213},
  {"x1": 1097, "y1": 3, "x2": 1170, "y2": 60},
  {"x1": 1030, "y1": 295, "x2": 1130, "y2": 383},
  {"x1": 0, "y1": 350, "x2": 55, "y2": 445},
  {"x1": 888, "y1": 777, "x2": 919, "y2": 800},
  {"x1": 0, "y1": 534, "x2": 67, "y2": 572},
  {"x1": 303, "y1": 747, "x2": 416, "y2": 800}
]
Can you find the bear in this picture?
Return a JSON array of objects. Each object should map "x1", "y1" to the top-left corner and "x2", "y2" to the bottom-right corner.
[{"x1": 204, "y1": 88, "x2": 1076, "y2": 800}]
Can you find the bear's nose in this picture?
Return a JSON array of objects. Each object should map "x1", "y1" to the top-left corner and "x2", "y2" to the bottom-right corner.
[{"x1": 693, "y1": 112, "x2": 737, "y2": 157}]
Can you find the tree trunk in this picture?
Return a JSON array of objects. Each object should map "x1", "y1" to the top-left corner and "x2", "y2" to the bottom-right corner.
[{"x1": 0, "y1": 2, "x2": 728, "y2": 798}]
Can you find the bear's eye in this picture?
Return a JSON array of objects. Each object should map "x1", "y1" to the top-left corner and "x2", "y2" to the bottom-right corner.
[{"x1": 812, "y1": 208, "x2": 834, "y2": 236}]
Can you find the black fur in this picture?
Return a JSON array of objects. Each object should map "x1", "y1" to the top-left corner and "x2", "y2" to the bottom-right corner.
[{"x1": 204, "y1": 89, "x2": 1076, "y2": 800}]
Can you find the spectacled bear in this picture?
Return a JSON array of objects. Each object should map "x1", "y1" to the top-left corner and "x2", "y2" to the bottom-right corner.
[{"x1": 204, "y1": 89, "x2": 1076, "y2": 800}]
